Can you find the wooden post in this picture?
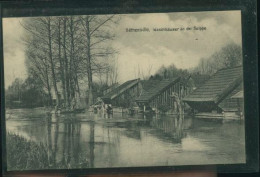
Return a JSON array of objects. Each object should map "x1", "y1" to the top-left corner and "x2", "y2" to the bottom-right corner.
[
  {"x1": 165, "y1": 91, "x2": 167, "y2": 103},
  {"x1": 237, "y1": 98, "x2": 241, "y2": 120},
  {"x1": 164, "y1": 91, "x2": 166, "y2": 104}
]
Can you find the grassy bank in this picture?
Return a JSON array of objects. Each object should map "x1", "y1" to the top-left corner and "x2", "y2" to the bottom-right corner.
[
  {"x1": 6, "y1": 132, "x2": 49, "y2": 171},
  {"x1": 6, "y1": 132, "x2": 91, "y2": 171}
]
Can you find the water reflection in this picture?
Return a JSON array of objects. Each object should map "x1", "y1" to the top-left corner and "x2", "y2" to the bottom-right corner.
[
  {"x1": 6, "y1": 108, "x2": 245, "y2": 170},
  {"x1": 148, "y1": 114, "x2": 186, "y2": 143},
  {"x1": 44, "y1": 114, "x2": 88, "y2": 169}
]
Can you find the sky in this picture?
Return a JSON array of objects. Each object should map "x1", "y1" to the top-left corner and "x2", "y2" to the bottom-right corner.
[{"x1": 3, "y1": 10, "x2": 242, "y2": 88}]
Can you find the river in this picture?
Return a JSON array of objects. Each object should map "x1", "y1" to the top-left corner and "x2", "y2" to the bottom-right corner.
[{"x1": 5, "y1": 108, "x2": 245, "y2": 170}]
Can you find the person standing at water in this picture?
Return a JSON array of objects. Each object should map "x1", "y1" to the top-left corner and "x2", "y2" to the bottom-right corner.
[
  {"x1": 71, "y1": 97, "x2": 76, "y2": 111},
  {"x1": 106, "y1": 104, "x2": 113, "y2": 118},
  {"x1": 107, "y1": 104, "x2": 113, "y2": 113},
  {"x1": 103, "y1": 104, "x2": 107, "y2": 118}
]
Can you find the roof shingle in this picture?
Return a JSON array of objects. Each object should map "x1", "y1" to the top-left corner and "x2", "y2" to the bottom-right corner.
[
  {"x1": 136, "y1": 77, "x2": 180, "y2": 102},
  {"x1": 102, "y1": 79, "x2": 139, "y2": 100},
  {"x1": 183, "y1": 66, "x2": 243, "y2": 103}
]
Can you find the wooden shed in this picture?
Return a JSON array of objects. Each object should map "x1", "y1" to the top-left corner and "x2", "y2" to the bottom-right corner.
[
  {"x1": 135, "y1": 78, "x2": 182, "y2": 111},
  {"x1": 101, "y1": 79, "x2": 141, "y2": 107},
  {"x1": 183, "y1": 66, "x2": 243, "y2": 114}
]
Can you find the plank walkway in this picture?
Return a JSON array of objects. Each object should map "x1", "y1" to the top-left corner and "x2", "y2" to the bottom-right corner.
[{"x1": 195, "y1": 112, "x2": 241, "y2": 120}]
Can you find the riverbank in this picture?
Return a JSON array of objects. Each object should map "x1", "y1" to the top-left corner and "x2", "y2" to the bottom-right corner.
[
  {"x1": 6, "y1": 132, "x2": 92, "y2": 170},
  {"x1": 6, "y1": 132, "x2": 49, "y2": 171}
]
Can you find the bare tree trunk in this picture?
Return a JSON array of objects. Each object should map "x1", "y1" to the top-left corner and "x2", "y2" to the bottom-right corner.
[
  {"x1": 47, "y1": 17, "x2": 60, "y2": 108},
  {"x1": 63, "y1": 18, "x2": 70, "y2": 109},
  {"x1": 86, "y1": 17, "x2": 94, "y2": 106},
  {"x1": 58, "y1": 18, "x2": 66, "y2": 105},
  {"x1": 68, "y1": 16, "x2": 82, "y2": 109},
  {"x1": 45, "y1": 67, "x2": 52, "y2": 106},
  {"x1": 69, "y1": 16, "x2": 76, "y2": 101},
  {"x1": 79, "y1": 15, "x2": 118, "y2": 106}
]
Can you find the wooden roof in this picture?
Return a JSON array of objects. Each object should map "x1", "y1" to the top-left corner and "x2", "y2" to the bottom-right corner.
[
  {"x1": 101, "y1": 79, "x2": 140, "y2": 100},
  {"x1": 183, "y1": 66, "x2": 243, "y2": 104},
  {"x1": 218, "y1": 83, "x2": 243, "y2": 111},
  {"x1": 231, "y1": 90, "x2": 244, "y2": 98},
  {"x1": 136, "y1": 77, "x2": 180, "y2": 103}
]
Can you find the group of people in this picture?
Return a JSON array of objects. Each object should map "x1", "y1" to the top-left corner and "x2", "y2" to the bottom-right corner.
[{"x1": 93, "y1": 104, "x2": 113, "y2": 116}]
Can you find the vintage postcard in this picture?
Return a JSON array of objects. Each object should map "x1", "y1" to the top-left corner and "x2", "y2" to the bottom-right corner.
[{"x1": 3, "y1": 10, "x2": 246, "y2": 171}]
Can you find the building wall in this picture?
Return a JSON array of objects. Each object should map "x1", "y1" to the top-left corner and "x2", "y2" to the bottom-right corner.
[
  {"x1": 218, "y1": 83, "x2": 243, "y2": 112},
  {"x1": 149, "y1": 82, "x2": 182, "y2": 110},
  {"x1": 111, "y1": 83, "x2": 141, "y2": 107}
]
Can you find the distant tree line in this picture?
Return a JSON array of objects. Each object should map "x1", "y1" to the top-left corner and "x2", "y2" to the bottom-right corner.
[
  {"x1": 193, "y1": 43, "x2": 242, "y2": 75},
  {"x1": 5, "y1": 77, "x2": 48, "y2": 108}
]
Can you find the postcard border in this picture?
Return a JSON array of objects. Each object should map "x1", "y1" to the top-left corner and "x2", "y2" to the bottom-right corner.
[{"x1": 0, "y1": 0, "x2": 258, "y2": 176}]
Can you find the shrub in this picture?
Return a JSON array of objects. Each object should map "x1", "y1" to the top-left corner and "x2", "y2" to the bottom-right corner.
[{"x1": 6, "y1": 132, "x2": 49, "y2": 171}]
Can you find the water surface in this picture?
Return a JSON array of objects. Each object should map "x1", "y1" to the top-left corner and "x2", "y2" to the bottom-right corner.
[{"x1": 5, "y1": 108, "x2": 246, "y2": 170}]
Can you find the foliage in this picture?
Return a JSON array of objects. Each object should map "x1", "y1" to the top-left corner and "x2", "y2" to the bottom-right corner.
[
  {"x1": 6, "y1": 132, "x2": 49, "y2": 170},
  {"x1": 147, "y1": 43, "x2": 242, "y2": 89},
  {"x1": 6, "y1": 132, "x2": 91, "y2": 170},
  {"x1": 156, "y1": 64, "x2": 189, "y2": 79},
  {"x1": 149, "y1": 74, "x2": 163, "y2": 81},
  {"x1": 22, "y1": 15, "x2": 120, "y2": 109},
  {"x1": 86, "y1": 82, "x2": 110, "y2": 105},
  {"x1": 193, "y1": 43, "x2": 242, "y2": 75},
  {"x1": 5, "y1": 76, "x2": 48, "y2": 108}
]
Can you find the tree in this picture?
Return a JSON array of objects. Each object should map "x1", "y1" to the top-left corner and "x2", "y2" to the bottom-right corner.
[
  {"x1": 24, "y1": 35, "x2": 53, "y2": 106},
  {"x1": 108, "y1": 57, "x2": 119, "y2": 85},
  {"x1": 154, "y1": 64, "x2": 189, "y2": 80},
  {"x1": 194, "y1": 43, "x2": 242, "y2": 75},
  {"x1": 22, "y1": 17, "x2": 60, "y2": 107},
  {"x1": 5, "y1": 76, "x2": 48, "y2": 108},
  {"x1": 46, "y1": 17, "x2": 60, "y2": 107},
  {"x1": 79, "y1": 15, "x2": 119, "y2": 106},
  {"x1": 21, "y1": 15, "x2": 120, "y2": 110},
  {"x1": 6, "y1": 78, "x2": 23, "y2": 102},
  {"x1": 54, "y1": 16, "x2": 83, "y2": 109}
]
